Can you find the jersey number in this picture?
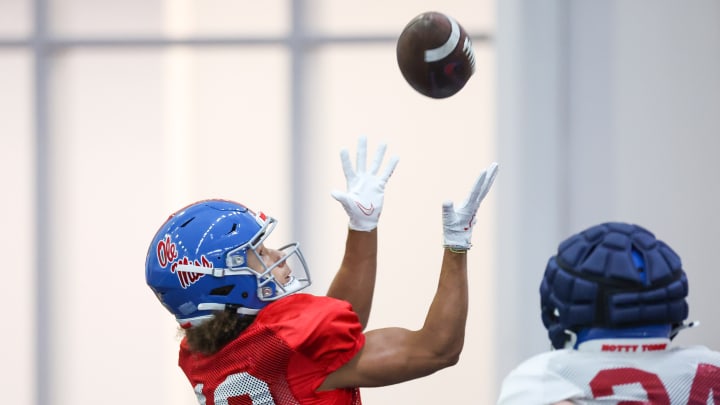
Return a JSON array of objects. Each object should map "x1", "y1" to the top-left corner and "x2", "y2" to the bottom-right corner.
[
  {"x1": 589, "y1": 363, "x2": 720, "y2": 404},
  {"x1": 194, "y1": 372, "x2": 276, "y2": 405}
]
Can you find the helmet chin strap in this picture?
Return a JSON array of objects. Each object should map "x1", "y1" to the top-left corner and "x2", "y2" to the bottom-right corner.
[
  {"x1": 191, "y1": 276, "x2": 307, "y2": 321},
  {"x1": 237, "y1": 307, "x2": 260, "y2": 316},
  {"x1": 197, "y1": 303, "x2": 260, "y2": 316},
  {"x1": 278, "y1": 276, "x2": 302, "y2": 293}
]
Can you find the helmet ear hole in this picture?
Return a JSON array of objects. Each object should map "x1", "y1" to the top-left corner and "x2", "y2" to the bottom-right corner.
[{"x1": 209, "y1": 285, "x2": 235, "y2": 296}]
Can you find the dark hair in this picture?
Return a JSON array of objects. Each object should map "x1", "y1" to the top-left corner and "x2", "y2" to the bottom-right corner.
[{"x1": 184, "y1": 310, "x2": 256, "y2": 355}]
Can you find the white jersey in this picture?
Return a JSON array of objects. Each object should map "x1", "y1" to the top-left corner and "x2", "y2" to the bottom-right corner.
[{"x1": 498, "y1": 337, "x2": 720, "y2": 404}]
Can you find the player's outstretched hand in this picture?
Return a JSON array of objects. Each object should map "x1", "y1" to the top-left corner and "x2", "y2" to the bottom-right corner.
[
  {"x1": 331, "y1": 136, "x2": 399, "y2": 231},
  {"x1": 442, "y1": 162, "x2": 499, "y2": 251}
]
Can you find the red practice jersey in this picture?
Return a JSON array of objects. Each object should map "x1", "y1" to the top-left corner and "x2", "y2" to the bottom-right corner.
[
  {"x1": 179, "y1": 294, "x2": 365, "y2": 405},
  {"x1": 498, "y1": 337, "x2": 720, "y2": 404}
]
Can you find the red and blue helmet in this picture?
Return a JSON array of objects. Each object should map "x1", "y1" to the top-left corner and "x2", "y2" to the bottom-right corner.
[
  {"x1": 145, "y1": 199, "x2": 311, "y2": 328},
  {"x1": 540, "y1": 222, "x2": 689, "y2": 349}
]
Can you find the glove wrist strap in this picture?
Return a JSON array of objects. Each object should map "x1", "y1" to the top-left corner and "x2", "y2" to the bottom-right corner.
[{"x1": 445, "y1": 246, "x2": 470, "y2": 253}]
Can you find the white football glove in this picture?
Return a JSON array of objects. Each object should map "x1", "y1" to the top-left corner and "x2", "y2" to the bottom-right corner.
[
  {"x1": 331, "y1": 136, "x2": 399, "y2": 231},
  {"x1": 442, "y1": 162, "x2": 499, "y2": 250}
]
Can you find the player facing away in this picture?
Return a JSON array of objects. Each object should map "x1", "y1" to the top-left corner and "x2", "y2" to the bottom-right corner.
[
  {"x1": 145, "y1": 136, "x2": 499, "y2": 405},
  {"x1": 497, "y1": 222, "x2": 720, "y2": 405}
]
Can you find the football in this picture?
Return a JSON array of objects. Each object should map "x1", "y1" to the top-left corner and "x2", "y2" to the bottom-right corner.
[{"x1": 396, "y1": 11, "x2": 476, "y2": 99}]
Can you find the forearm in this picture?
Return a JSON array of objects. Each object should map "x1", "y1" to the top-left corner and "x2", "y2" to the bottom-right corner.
[
  {"x1": 326, "y1": 228, "x2": 378, "y2": 328},
  {"x1": 419, "y1": 248, "x2": 469, "y2": 362},
  {"x1": 321, "y1": 248, "x2": 469, "y2": 390}
]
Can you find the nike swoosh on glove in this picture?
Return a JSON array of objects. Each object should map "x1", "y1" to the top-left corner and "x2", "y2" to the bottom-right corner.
[{"x1": 331, "y1": 136, "x2": 399, "y2": 231}]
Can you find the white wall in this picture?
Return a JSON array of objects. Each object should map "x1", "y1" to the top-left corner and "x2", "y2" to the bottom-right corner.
[
  {"x1": 495, "y1": 0, "x2": 720, "y2": 395},
  {"x1": 6, "y1": 0, "x2": 720, "y2": 403},
  {"x1": 0, "y1": 1, "x2": 498, "y2": 404}
]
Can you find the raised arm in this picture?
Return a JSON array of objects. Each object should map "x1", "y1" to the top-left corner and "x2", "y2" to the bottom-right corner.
[
  {"x1": 321, "y1": 162, "x2": 499, "y2": 389},
  {"x1": 327, "y1": 136, "x2": 398, "y2": 328}
]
